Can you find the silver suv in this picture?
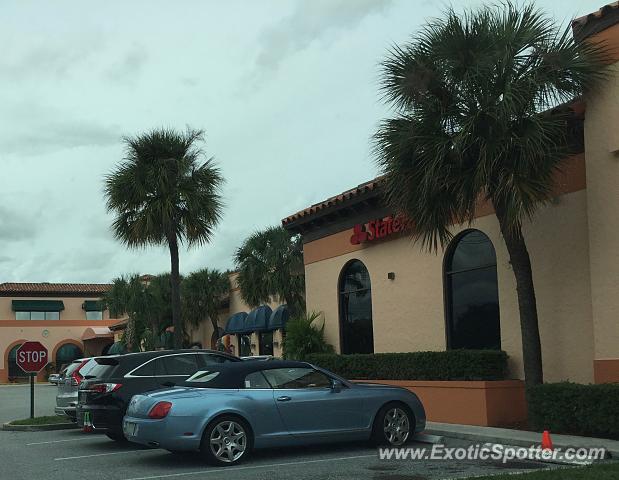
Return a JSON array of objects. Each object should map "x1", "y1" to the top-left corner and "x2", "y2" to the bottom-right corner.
[{"x1": 55, "y1": 357, "x2": 98, "y2": 421}]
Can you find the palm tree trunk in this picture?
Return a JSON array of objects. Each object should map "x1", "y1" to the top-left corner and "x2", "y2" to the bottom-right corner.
[
  {"x1": 168, "y1": 235, "x2": 183, "y2": 349},
  {"x1": 494, "y1": 206, "x2": 544, "y2": 387}
]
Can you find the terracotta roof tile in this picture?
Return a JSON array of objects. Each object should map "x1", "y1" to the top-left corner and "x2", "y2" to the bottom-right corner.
[
  {"x1": 282, "y1": 176, "x2": 385, "y2": 225},
  {"x1": 572, "y1": 2, "x2": 619, "y2": 40},
  {"x1": 0, "y1": 283, "x2": 112, "y2": 295}
]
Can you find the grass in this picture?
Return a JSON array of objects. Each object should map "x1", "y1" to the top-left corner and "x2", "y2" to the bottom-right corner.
[
  {"x1": 9, "y1": 415, "x2": 72, "y2": 426},
  {"x1": 473, "y1": 463, "x2": 619, "y2": 479}
]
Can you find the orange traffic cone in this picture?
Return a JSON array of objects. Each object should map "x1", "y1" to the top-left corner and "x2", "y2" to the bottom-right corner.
[
  {"x1": 83, "y1": 411, "x2": 94, "y2": 433},
  {"x1": 541, "y1": 430, "x2": 553, "y2": 451}
]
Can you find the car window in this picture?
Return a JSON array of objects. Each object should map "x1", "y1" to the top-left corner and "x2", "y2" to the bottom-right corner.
[
  {"x1": 161, "y1": 354, "x2": 199, "y2": 376},
  {"x1": 78, "y1": 359, "x2": 98, "y2": 377},
  {"x1": 244, "y1": 371, "x2": 271, "y2": 389},
  {"x1": 200, "y1": 353, "x2": 233, "y2": 365},
  {"x1": 86, "y1": 362, "x2": 118, "y2": 379},
  {"x1": 262, "y1": 368, "x2": 331, "y2": 389},
  {"x1": 131, "y1": 360, "x2": 155, "y2": 377},
  {"x1": 64, "y1": 360, "x2": 83, "y2": 376}
]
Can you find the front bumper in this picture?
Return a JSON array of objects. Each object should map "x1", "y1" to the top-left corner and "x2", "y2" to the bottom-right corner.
[{"x1": 123, "y1": 415, "x2": 202, "y2": 452}]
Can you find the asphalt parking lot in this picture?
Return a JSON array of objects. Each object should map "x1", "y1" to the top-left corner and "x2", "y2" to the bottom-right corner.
[
  {"x1": 0, "y1": 383, "x2": 56, "y2": 423},
  {"x1": 0, "y1": 428, "x2": 561, "y2": 480},
  {"x1": 0, "y1": 384, "x2": 558, "y2": 480}
]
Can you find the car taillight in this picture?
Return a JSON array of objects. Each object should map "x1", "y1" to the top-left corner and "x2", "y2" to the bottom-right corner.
[
  {"x1": 89, "y1": 383, "x2": 122, "y2": 393},
  {"x1": 70, "y1": 371, "x2": 82, "y2": 386},
  {"x1": 71, "y1": 359, "x2": 90, "y2": 386},
  {"x1": 148, "y1": 401, "x2": 172, "y2": 419}
]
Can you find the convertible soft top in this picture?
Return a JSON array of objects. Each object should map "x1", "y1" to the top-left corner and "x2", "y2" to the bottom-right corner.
[{"x1": 179, "y1": 360, "x2": 314, "y2": 389}]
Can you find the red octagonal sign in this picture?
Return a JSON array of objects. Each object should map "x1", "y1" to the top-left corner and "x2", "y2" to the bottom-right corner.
[{"x1": 16, "y1": 341, "x2": 49, "y2": 373}]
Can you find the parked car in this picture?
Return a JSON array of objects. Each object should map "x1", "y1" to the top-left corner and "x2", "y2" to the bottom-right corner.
[
  {"x1": 55, "y1": 357, "x2": 98, "y2": 420},
  {"x1": 122, "y1": 360, "x2": 426, "y2": 466},
  {"x1": 76, "y1": 349, "x2": 239, "y2": 441},
  {"x1": 240, "y1": 355, "x2": 274, "y2": 361},
  {"x1": 48, "y1": 373, "x2": 61, "y2": 385}
]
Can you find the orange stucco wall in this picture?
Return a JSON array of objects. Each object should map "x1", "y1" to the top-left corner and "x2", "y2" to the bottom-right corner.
[
  {"x1": 354, "y1": 380, "x2": 527, "y2": 427},
  {"x1": 0, "y1": 296, "x2": 118, "y2": 382}
]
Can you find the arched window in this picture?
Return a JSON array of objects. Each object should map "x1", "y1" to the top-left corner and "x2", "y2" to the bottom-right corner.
[
  {"x1": 444, "y1": 230, "x2": 501, "y2": 350},
  {"x1": 339, "y1": 260, "x2": 374, "y2": 354},
  {"x1": 55, "y1": 343, "x2": 83, "y2": 369},
  {"x1": 8, "y1": 344, "x2": 27, "y2": 378}
]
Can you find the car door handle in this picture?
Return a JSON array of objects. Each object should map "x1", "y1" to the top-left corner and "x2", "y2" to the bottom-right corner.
[{"x1": 276, "y1": 396, "x2": 291, "y2": 402}]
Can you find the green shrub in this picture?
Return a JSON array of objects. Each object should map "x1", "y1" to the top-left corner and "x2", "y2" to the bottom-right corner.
[
  {"x1": 283, "y1": 312, "x2": 334, "y2": 360},
  {"x1": 528, "y1": 382, "x2": 619, "y2": 439},
  {"x1": 304, "y1": 350, "x2": 507, "y2": 381}
]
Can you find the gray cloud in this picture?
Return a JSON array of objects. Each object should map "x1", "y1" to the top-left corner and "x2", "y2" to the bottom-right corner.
[
  {"x1": 105, "y1": 46, "x2": 149, "y2": 84},
  {"x1": 1, "y1": 120, "x2": 121, "y2": 156},
  {"x1": 0, "y1": 205, "x2": 36, "y2": 241},
  {"x1": 256, "y1": 0, "x2": 394, "y2": 70}
]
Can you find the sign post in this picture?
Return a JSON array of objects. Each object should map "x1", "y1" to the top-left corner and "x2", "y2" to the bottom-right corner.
[{"x1": 16, "y1": 341, "x2": 49, "y2": 419}]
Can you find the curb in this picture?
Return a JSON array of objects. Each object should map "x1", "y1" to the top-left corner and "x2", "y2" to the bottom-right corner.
[
  {"x1": 2, "y1": 422, "x2": 77, "y2": 432},
  {"x1": 425, "y1": 427, "x2": 617, "y2": 460}
]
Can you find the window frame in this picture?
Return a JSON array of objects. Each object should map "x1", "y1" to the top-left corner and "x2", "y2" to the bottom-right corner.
[
  {"x1": 124, "y1": 353, "x2": 199, "y2": 378},
  {"x1": 15, "y1": 311, "x2": 60, "y2": 320},
  {"x1": 443, "y1": 229, "x2": 501, "y2": 350},
  {"x1": 337, "y1": 259, "x2": 374, "y2": 355},
  {"x1": 262, "y1": 367, "x2": 334, "y2": 390}
]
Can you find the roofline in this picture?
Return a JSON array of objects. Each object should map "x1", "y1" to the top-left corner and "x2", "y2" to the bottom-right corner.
[{"x1": 572, "y1": 2, "x2": 619, "y2": 42}]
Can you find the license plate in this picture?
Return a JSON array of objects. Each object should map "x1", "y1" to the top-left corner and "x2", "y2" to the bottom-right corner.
[{"x1": 123, "y1": 421, "x2": 138, "y2": 437}]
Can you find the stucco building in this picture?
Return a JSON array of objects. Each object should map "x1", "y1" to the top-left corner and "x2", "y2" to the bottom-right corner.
[
  {"x1": 0, "y1": 282, "x2": 119, "y2": 382},
  {"x1": 282, "y1": 4, "x2": 619, "y2": 385}
]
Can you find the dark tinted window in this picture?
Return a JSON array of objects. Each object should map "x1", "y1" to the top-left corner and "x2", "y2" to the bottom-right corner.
[
  {"x1": 445, "y1": 230, "x2": 501, "y2": 350},
  {"x1": 132, "y1": 360, "x2": 155, "y2": 376},
  {"x1": 263, "y1": 368, "x2": 331, "y2": 389},
  {"x1": 162, "y1": 354, "x2": 199, "y2": 375},
  {"x1": 244, "y1": 371, "x2": 271, "y2": 389},
  {"x1": 85, "y1": 362, "x2": 118, "y2": 379},
  {"x1": 339, "y1": 260, "x2": 374, "y2": 354}
]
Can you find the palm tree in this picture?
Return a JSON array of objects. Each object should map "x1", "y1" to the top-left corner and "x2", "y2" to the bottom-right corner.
[
  {"x1": 182, "y1": 268, "x2": 230, "y2": 341},
  {"x1": 374, "y1": 4, "x2": 606, "y2": 387},
  {"x1": 105, "y1": 128, "x2": 224, "y2": 348},
  {"x1": 104, "y1": 275, "x2": 162, "y2": 351},
  {"x1": 235, "y1": 226, "x2": 305, "y2": 316}
]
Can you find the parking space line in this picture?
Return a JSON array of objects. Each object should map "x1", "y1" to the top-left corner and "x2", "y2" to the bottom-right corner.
[
  {"x1": 123, "y1": 454, "x2": 376, "y2": 480},
  {"x1": 27, "y1": 438, "x2": 88, "y2": 446},
  {"x1": 55, "y1": 450, "x2": 151, "y2": 461}
]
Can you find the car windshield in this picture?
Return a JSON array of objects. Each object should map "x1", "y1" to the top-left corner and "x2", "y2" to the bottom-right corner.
[
  {"x1": 186, "y1": 370, "x2": 221, "y2": 383},
  {"x1": 63, "y1": 360, "x2": 83, "y2": 376},
  {"x1": 78, "y1": 359, "x2": 98, "y2": 376},
  {"x1": 85, "y1": 361, "x2": 119, "y2": 379}
]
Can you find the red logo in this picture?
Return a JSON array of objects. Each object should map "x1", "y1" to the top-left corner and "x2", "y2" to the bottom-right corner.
[{"x1": 350, "y1": 214, "x2": 409, "y2": 245}]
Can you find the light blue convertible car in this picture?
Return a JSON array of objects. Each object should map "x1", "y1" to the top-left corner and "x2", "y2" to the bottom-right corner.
[{"x1": 123, "y1": 360, "x2": 426, "y2": 465}]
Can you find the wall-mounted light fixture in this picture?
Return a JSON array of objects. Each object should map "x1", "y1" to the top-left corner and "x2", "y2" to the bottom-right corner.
[{"x1": 387, "y1": 272, "x2": 395, "y2": 280}]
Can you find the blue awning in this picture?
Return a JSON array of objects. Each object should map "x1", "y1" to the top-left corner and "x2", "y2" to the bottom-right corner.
[
  {"x1": 245, "y1": 305, "x2": 272, "y2": 332},
  {"x1": 224, "y1": 312, "x2": 249, "y2": 335},
  {"x1": 268, "y1": 305, "x2": 289, "y2": 330}
]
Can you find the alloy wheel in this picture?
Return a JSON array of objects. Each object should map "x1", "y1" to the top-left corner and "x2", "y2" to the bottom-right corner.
[
  {"x1": 209, "y1": 420, "x2": 247, "y2": 463},
  {"x1": 383, "y1": 407, "x2": 410, "y2": 446}
]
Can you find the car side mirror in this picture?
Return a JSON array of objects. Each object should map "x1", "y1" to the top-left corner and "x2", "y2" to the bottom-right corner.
[{"x1": 331, "y1": 379, "x2": 344, "y2": 392}]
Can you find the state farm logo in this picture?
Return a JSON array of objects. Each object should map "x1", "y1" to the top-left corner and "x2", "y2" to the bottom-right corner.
[{"x1": 350, "y1": 214, "x2": 409, "y2": 245}]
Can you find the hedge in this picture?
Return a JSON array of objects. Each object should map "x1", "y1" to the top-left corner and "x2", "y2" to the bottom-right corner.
[
  {"x1": 528, "y1": 382, "x2": 619, "y2": 439},
  {"x1": 304, "y1": 350, "x2": 508, "y2": 381}
]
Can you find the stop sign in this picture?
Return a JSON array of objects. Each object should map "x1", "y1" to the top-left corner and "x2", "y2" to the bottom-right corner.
[{"x1": 16, "y1": 341, "x2": 49, "y2": 373}]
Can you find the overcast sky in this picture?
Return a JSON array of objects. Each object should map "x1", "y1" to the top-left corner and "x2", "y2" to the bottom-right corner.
[{"x1": 0, "y1": 0, "x2": 604, "y2": 283}]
